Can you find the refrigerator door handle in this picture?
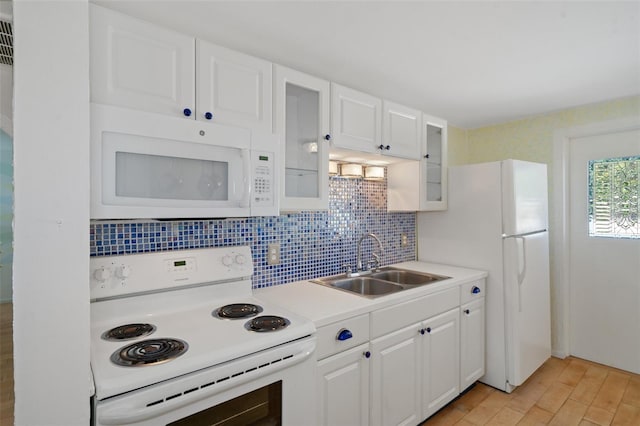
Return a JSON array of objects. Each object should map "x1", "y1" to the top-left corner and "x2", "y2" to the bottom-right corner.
[{"x1": 516, "y1": 236, "x2": 527, "y2": 312}]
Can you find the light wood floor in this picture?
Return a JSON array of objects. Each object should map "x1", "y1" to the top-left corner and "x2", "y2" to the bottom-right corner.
[
  {"x1": 0, "y1": 302, "x2": 13, "y2": 426},
  {"x1": 423, "y1": 356, "x2": 640, "y2": 426},
  {"x1": 0, "y1": 303, "x2": 639, "y2": 426}
]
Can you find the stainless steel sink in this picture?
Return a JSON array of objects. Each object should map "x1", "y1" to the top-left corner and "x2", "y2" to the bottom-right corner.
[
  {"x1": 311, "y1": 267, "x2": 450, "y2": 298},
  {"x1": 370, "y1": 268, "x2": 450, "y2": 286},
  {"x1": 329, "y1": 277, "x2": 404, "y2": 297}
]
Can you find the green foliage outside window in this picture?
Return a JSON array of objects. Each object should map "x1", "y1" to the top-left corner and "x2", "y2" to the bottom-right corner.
[{"x1": 588, "y1": 156, "x2": 639, "y2": 238}]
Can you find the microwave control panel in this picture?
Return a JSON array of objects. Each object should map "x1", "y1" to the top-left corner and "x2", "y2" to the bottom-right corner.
[{"x1": 252, "y1": 150, "x2": 276, "y2": 214}]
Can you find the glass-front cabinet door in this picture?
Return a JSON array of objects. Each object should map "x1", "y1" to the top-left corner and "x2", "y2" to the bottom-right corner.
[
  {"x1": 420, "y1": 115, "x2": 448, "y2": 211},
  {"x1": 274, "y1": 65, "x2": 330, "y2": 211}
]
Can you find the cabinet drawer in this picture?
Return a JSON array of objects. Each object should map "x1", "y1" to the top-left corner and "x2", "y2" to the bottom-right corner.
[
  {"x1": 371, "y1": 287, "x2": 459, "y2": 339},
  {"x1": 460, "y1": 280, "x2": 485, "y2": 305},
  {"x1": 317, "y1": 314, "x2": 370, "y2": 360}
]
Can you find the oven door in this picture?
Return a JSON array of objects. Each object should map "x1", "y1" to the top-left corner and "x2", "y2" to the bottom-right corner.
[
  {"x1": 93, "y1": 337, "x2": 316, "y2": 426},
  {"x1": 91, "y1": 104, "x2": 252, "y2": 219}
]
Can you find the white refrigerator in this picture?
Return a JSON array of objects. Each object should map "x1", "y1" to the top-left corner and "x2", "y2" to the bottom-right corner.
[{"x1": 417, "y1": 159, "x2": 551, "y2": 393}]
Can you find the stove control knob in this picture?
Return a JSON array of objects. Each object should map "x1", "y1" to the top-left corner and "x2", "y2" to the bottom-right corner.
[
  {"x1": 115, "y1": 265, "x2": 131, "y2": 279},
  {"x1": 235, "y1": 254, "x2": 247, "y2": 265},
  {"x1": 222, "y1": 254, "x2": 233, "y2": 266},
  {"x1": 93, "y1": 267, "x2": 111, "y2": 282}
]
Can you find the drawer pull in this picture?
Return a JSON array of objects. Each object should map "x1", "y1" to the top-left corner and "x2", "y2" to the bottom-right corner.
[
  {"x1": 364, "y1": 351, "x2": 371, "y2": 359},
  {"x1": 471, "y1": 286, "x2": 481, "y2": 294},
  {"x1": 336, "y1": 329, "x2": 353, "y2": 341}
]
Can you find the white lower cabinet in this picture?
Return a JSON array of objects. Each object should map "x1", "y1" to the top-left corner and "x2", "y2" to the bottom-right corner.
[
  {"x1": 317, "y1": 343, "x2": 370, "y2": 426},
  {"x1": 369, "y1": 307, "x2": 460, "y2": 426},
  {"x1": 316, "y1": 313, "x2": 370, "y2": 426},
  {"x1": 370, "y1": 323, "x2": 422, "y2": 426},
  {"x1": 314, "y1": 280, "x2": 485, "y2": 426},
  {"x1": 460, "y1": 297, "x2": 486, "y2": 391},
  {"x1": 422, "y1": 308, "x2": 460, "y2": 418}
]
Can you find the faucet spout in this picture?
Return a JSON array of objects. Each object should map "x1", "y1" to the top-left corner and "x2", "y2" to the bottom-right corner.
[{"x1": 356, "y1": 233, "x2": 384, "y2": 272}]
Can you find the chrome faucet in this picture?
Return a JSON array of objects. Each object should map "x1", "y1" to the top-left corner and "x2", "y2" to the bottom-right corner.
[{"x1": 356, "y1": 233, "x2": 384, "y2": 272}]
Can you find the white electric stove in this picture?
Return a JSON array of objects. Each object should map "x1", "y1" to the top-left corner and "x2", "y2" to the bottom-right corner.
[{"x1": 89, "y1": 246, "x2": 316, "y2": 426}]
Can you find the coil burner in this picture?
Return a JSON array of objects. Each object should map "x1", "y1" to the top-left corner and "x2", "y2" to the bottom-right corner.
[
  {"x1": 110, "y1": 338, "x2": 188, "y2": 367},
  {"x1": 245, "y1": 315, "x2": 291, "y2": 332},
  {"x1": 214, "y1": 303, "x2": 263, "y2": 319},
  {"x1": 102, "y1": 323, "x2": 156, "y2": 341}
]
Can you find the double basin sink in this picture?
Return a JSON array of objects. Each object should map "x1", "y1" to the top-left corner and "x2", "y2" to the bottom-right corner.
[{"x1": 311, "y1": 267, "x2": 450, "y2": 298}]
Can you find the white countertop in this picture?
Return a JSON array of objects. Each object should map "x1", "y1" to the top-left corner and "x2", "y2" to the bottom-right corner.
[{"x1": 254, "y1": 261, "x2": 488, "y2": 327}]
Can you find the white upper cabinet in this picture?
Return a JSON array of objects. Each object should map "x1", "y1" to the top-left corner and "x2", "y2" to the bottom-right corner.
[
  {"x1": 331, "y1": 83, "x2": 382, "y2": 154},
  {"x1": 387, "y1": 114, "x2": 448, "y2": 211},
  {"x1": 196, "y1": 40, "x2": 272, "y2": 132},
  {"x1": 90, "y1": 5, "x2": 271, "y2": 132},
  {"x1": 274, "y1": 65, "x2": 330, "y2": 211},
  {"x1": 90, "y1": 5, "x2": 195, "y2": 118},
  {"x1": 420, "y1": 114, "x2": 448, "y2": 211},
  {"x1": 382, "y1": 101, "x2": 422, "y2": 160},
  {"x1": 331, "y1": 83, "x2": 422, "y2": 161}
]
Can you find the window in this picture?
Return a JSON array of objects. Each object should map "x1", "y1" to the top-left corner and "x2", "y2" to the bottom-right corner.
[{"x1": 588, "y1": 156, "x2": 639, "y2": 238}]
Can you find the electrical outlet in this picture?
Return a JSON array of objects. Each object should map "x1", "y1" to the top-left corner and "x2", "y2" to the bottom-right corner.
[
  {"x1": 267, "y1": 243, "x2": 281, "y2": 265},
  {"x1": 401, "y1": 233, "x2": 408, "y2": 247}
]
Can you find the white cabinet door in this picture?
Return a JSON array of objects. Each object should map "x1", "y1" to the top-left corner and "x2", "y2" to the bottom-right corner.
[
  {"x1": 370, "y1": 323, "x2": 422, "y2": 426},
  {"x1": 383, "y1": 100, "x2": 422, "y2": 160},
  {"x1": 317, "y1": 343, "x2": 370, "y2": 426},
  {"x1": 331, "y1": 83, "x2": 382, "y2": 154},
  {"x1": 196, "y1": 40, "x2": 272, "y2": 132},
  {"x1": 422, "y1": 308, "x2": 460, "y2": 418},
  {"x1": 387, "y1": 114, "x2": 448, "y2": 212},
  {"x1": 460, "y1": 298, "x2": 485, "y2": 391},
  {"x1": 274, "y1": 65, "x2": 330, "y2": 211},
  {"x1": 420, "y1": 114, "x2": 448, "y2": 211},
  {"x1": 90, "y1": 4, "x2": 195, "y2": 118}
]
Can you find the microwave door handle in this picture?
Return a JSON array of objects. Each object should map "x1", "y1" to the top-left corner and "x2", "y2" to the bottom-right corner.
[{"x1": 240, "y1": 149, "x2": 251, "y2": 208}]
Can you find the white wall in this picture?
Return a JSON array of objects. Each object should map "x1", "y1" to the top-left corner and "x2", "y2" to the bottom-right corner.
[{"x1": 13, "y1": 1, "x2": 90, "y2": 424}]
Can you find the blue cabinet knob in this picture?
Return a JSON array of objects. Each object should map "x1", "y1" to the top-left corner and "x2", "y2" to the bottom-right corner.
[
  {"x1": 324, "y1": 134, "x2": 331, "y2": 141},
  {"x1": 364, "y1": 351, "x2": 371, "y2": 359},
  {"x1": 464, "y1": 309, "x2": 470, "y2": 315},
  {"x1": 336, "y1": 329, "x2": 353, "y2": 341},
  {"x1": 385, "y1": 145, "x2": 391, "y2": 150},
  {"x1": 472, "y1": 286, "x2": 481, "y2": 294},
  {"x1": 378, "y1": 144, "x2": 385, "y2": 150},
  {"x1": 420, "y1": 328, "x2": 425, "y2": 335},
  {"x1": 183, "y1": 108, "x2": 192, "y2": 117},
  {"x1": 204, "y1": 112, "x2": 213, "y2": 120},
  {"x1": 426, "y1": 327, "x2": 432, "y2": 333}
]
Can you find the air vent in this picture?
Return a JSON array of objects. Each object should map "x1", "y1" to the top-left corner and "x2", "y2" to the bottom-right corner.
[{"x1": 0, "y1": 20, "x2": 12, "y2": 66}]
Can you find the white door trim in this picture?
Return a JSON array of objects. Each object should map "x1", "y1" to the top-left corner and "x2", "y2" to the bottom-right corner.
[{"x1": 552, "y1": 116, "x2": 640, "y2": 358}]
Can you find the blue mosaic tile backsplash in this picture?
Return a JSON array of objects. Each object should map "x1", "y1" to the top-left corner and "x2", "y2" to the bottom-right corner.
[{"x1": 90, "y1": 176, "x2": 416, "y2": 288}]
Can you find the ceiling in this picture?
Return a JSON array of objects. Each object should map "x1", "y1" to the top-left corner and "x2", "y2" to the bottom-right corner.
[{"x1": 94, "y1": 0, "x2": 640, "y2": 129}]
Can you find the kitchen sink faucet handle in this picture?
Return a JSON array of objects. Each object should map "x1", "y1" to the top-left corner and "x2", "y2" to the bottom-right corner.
[
  {"x1": 343, "y1": 264, "x2": 353, "y2": 276},
  {"x1": 371, "y1": 252, "x2": 381, "y2": 271}
]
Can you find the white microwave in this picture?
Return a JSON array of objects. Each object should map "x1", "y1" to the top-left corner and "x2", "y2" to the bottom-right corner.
[{"x1": 90, "y1": 104, "x2": 279, "y2": 219}]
